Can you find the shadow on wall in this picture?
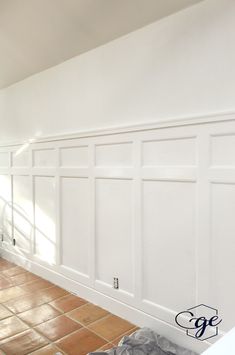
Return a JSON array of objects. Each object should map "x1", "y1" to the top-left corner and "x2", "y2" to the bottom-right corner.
[{"x1": 0, "y1": 193, "x2": 56, "y2": 266}]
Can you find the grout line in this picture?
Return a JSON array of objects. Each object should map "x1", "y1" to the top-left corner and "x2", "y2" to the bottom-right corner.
[
  {"x1": 33, "y1": 314, "x2": 112, "y2": 348},
  {"x1": 0, "y1": 313, "x2": 67, "y2": 354},
  {"x1": 2, "y1": 286, "x2": 71, "y2": 314},
  {"x1": 82, "y1": 313, "x2": 111, "y2": 327},
  {"x1": 48, "y1": 294, "x2": 89, "y2": 313},
  {"x1": 29, "y1": 326, "x2": 68, "y2": 355},
  {"x1": 87, "y1": 324, "x2": 137, "y2": 346},
  {"x1": 63, "y1": 311, "x2": 133, "y2": 345},
  {"x1": 64, "y1": 301, "x2": 91, "y2": 314},
  {"x1": 0, "y1": 303, "x2": 14, "y2": 317},
  {"x1": 2, "y1": 267, "x2": 28, "y2": 276},
  {"x1": 49, "y1": 301, "x2": 88, "y2": 314},
  {"x1": 65, "y1": 310, "x2": 110, "y2": 327},
  {"x1": 18, "y1": 280, "x2": 54, "y2": 291},
  {"x1": 1, "y1": 284, "x2": 55, "y2": 309}
]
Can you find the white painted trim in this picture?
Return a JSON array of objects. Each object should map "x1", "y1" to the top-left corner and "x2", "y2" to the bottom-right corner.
[{"x1": 1, "y1": 110, "x2": 235, "y2": 148}]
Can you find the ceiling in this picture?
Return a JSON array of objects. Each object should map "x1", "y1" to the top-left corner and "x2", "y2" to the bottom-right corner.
[{"x1": 0, "y1": 0, "x2": 202, "y2": 89}]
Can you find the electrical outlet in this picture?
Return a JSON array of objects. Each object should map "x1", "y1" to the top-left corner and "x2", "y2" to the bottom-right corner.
[{"x1": 113, "y1": 277, "x2": 119, "y2": 289}]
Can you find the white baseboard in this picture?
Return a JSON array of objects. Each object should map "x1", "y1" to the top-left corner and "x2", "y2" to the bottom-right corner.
[{"x1": 0, "y1": 247, "x2": 209, "y2": 354}]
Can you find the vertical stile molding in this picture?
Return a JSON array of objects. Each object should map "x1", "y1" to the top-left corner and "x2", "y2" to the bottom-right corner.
[
  {"x1": 133, "y1": 138, "x2": 143, "y2": 305},
  {"x1": 31, "y1": 148, "x2": 36, "y2": 257},
  {"x1": 55, "y1": 147, "x2": 61, "y2": 267},
  {"x1": 195, "y1": 128, "x2": 211, "y2": 305},
  {"x1": 9, "y1": 150, "x2": 12, "y2": 169},
  {"x1": 29, "y1": 144, "x2": 34, "y2": 258},
  {"x1": 89, "y1": 143, "x2": 96, "y2": 286},
  {"x1": 10, "y1": 160, "x2": 14, "y2": 244}
]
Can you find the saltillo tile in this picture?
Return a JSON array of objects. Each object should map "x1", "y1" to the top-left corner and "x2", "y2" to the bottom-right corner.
[
  {"x1": 17, "y1": 304, "x2": 61, "y2": 327},
  {"x1": 29, "y1": 344, "x2": 65, "y2": 354},
  {"x1": 19, "y1": 279, "x2": 54, "y2": 293},
  {"x1": 68, "y1": 303, "x2": 109, "y2": 326},
  {"x1": 0, "y1": 304, "x2": 12, "y2": 320},
  {"x1": 88, "y1": 314, "x2": 135, "y2": 341},
  {"x1": 2, "y1": 266, "x2": 27, "y2": 278},
  {"x1": 56, "y1": 328, "x2": 106, "y2": 355},
  {"x1": 0, "y1": 286, "x2": 27, "y2": 303},
  {"x1": 0, "y1": 316, "x2": 29, "y2": 340},
  {"x1": 0, "y1": 329, "x2": 49, "y2": 354},
  {"x1": 35, "y1": 315, "x2": 82, "y2": 341},
  {"x1": 50, "y1": 294, "x2": 87, "y2": 313}
]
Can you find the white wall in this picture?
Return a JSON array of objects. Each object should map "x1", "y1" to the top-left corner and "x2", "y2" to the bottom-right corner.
[{"x1": 0, "y1": 0, "x2": 235, "y2": 143}]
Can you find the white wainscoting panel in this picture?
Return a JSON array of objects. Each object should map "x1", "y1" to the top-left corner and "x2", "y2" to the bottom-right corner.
[
  {"x1": 211, "y1": 134, "x2": 235, "y2": 167},
  {"x1": 142, "y1": 137, "x2": 196, "y2": 166},
  {"x1": 211, "y1": 182, "x2": 235, "y2": 332},
  {"x1": 13, "y1": 175, "x2": 32, "y2": 254},
  {"x1": 1, "y1": 116, "x2": 235, "y2": 353},
  {"x1": 12, "y1": 150, "x2": 29, "y2": 167},
  {"x1": 60, "y1": 177, "x2": 90, "y2": 280},
  {"x1": 0, "y1": 152, "x2": 9, "y2": 167},
  {"x1": 34, "y1": 176, "x2": 56, "y2": 264},
  {"x1": 60, "y1": 146, "x2": 88, "y2": 167},
  {"x1": 142, "y1": 180, "x2": 196, "y2": 312},
  {"x1": 33, "y1": 149, "x2": 56, "y2": 167},
  {"x1": 95, "y1": 142, "x2": 133, "y2": 167},
  {"x1": 95, "y1": 178, "x2": 133, "y2": 295},
  {"x1": 0, "y1": 175, "x2": 12, "y2": 239}
]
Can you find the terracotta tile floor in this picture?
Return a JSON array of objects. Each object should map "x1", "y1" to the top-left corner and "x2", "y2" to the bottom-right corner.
[{"x1": 0, "y1": 257, "x2": 138, "y2": 355}]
